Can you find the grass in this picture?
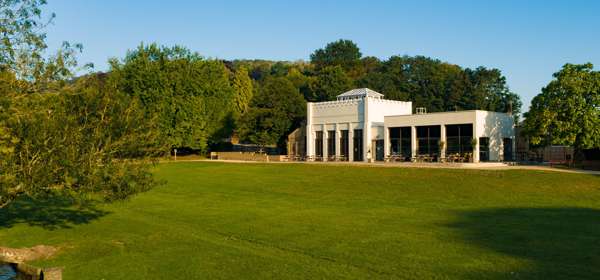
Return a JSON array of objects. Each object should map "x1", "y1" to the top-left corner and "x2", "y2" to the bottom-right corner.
[{"x1": 1, "y1": 162, "x2": 600, "y2": 279}]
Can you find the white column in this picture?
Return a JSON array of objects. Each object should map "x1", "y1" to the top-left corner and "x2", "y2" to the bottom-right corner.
[
  {"x1": 384, "y1": 126, "x2": 390, "y2": 159},
  {"x1": 335, "y1": 124, "x2": 341, "y2": 160},
  {"x1": 363, "y1": 97, "x2": 371, "y2": 162},
  {"x1": 411, "y1": 126, "x2": 417, "y2": 159},
  {"x1": 473, "y1": 137, "x2": 480, "y2": 163},
  {"x1": 440, "y1": 125, "x2": 446, "y2": 160},
  {"x1": 348, "y1": 124, "x2": 354, "y2": 162},
  {"x1": 306, "y1": 102, "x2": 314, "y2": 160},
  {"x1": 473, "y1": 118, "x2": 480, "y2": 163},
  {"x1": 323, "y1": 127, "x2": 328, "y2": 161}
]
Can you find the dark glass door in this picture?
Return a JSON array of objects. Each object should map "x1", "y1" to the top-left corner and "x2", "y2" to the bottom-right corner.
[
  {"x1": 503, "y1": 138, "x2": 513, "y2": 161},
  {"x1": 353, "y1": 129, "x2": 363, "y2": 161},
  {"x1": 375, "y1": 140, "x2": 384, "y2": 161},
  {"x1": 479, "y1": 137, "x2": 489, "y2": 162}
]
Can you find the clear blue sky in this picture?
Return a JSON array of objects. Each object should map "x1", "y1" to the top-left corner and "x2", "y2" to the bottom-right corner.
[{"x1": 43, "y1": 0, "x2": 599, "y2": 111}]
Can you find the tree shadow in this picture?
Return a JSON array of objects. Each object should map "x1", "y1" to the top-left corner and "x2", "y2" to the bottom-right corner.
[
  {"x1": 448, "y1": 207, "x2": 600, "y2": 279},
  {"x1": 0, "y1": 196, "x2": 109, "y2": 230}
]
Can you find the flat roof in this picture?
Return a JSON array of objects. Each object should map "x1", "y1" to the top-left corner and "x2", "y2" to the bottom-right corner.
[{"x1": 385, "y1": 110, "x2": 512, "y2": 118}]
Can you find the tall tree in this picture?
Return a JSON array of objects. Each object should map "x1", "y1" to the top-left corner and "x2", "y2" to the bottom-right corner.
[
  {"x1": 1, "y1": 75, "x2": 162, "y2": 208},
  {"x1": 1, "y1": 1, "x2": 161, "y2": 208},
  {"x1": 231, "y1": 66, "x2": 254, "y2": 119},
  {"x1": 522, "y1": 63, "x2": 600, "y2": 158},
  {"x1": 465, "y1": 67, "x2": 521, "y2": 116},
  {"x1": 313, "y1": 65, "x2": 353, "y2": 101},
  {"x1": 1, "y1": 0, "x2": 89, "y2": 93},
  {"x1": 239, "y1": 77, "x2": 306, "y2": 149},
  {"x1": 286, "y1": 67, "x2": 316, "y2": 102},
  {"x1": 310, "y1": 39, "x2": 362, "y2": 71},
  {"x1": 109, "y1": 43, "x2": 234, "y2": 152}
]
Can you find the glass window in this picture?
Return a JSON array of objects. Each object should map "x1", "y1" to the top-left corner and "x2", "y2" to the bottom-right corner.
[
  {"x1": 340, "y1": 130, "x2": 349, "y2": 160},
  {"x1": 479, "y1": 137, "x2": 490, "y2": 162},
  {"x1": 353, "y1": 129, "x2": 363, "y2": 161},
  {"x1": 446, "y1": 124, "x2": 474, "y2": 155},
  {"x1": 315, "y1": 131, "x2": 323, "y2": 158},
  {"x1": 416, "y1": 126, "x2": 441, "y2": 157},
  {"x1": 327, "y1": 130, "x2": 336, "y2": 157},
  {"x1": 388, "y1": 127, "x2": 412, "y2": 160}
]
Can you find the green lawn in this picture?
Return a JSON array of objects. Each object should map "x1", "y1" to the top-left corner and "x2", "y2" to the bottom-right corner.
[{"x1": 2, "y1": 162, "x2": 600, "y2": 279}]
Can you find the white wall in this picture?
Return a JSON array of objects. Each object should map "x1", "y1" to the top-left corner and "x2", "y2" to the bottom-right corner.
[
  {"x1": 367, "y1": 99, "x2": 412, "y2": 123},
  {"x1": 311, "y1": 99, "x2": 363, "y2": 125},
  {"x1": 306, "y1": 97, "x2": 411, "y2": 161},
  {"x1": 475, "y1": 111, "x2": 515, "y2": 161}
]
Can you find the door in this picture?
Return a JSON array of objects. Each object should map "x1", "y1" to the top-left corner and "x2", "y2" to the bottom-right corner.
[
  {"x1": 503, "y1": 138, "x2": 513, "y2": 161},
  {"x1": 374, "y1": 140, "x2": 384, "y2": 161},
  {"x1": 353, "y1": 129, "x2": 363, "y2": 161},
  {"x1": 479, "y1": 137, "x2": 489, "y2": 162}
]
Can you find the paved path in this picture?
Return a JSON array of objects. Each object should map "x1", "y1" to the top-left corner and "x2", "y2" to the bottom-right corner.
[{"x1": 165, "y1": 159, "x2": 600, "y2": 175}]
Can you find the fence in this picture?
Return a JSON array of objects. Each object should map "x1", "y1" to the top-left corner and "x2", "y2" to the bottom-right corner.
[{"x1": 213, "y1": 152, "x2": 288, "y2": 162}]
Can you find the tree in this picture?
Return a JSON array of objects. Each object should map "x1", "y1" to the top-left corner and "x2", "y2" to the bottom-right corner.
[
  {"x1": 0, "y1": 75, "x2": 162, "y2": 208},
  {"x1": 522, "y1": 63, "x2": 600, "y2": 158},
  {"x1": 1, "y1": 0, "x2": 89, "y2": 93},
  {"x1": 231, "y1": 66, "x2": 253, "y2": 119},
  {"x1": 310, "y1": 39, "x2": 361, "y2": 71},
  {"x1": 109, "y1": 43, "x2": 234, "y2": 152},
  {"x1": 286, "y1": 67, "x2": 316, "y2": 101},
  {"x1": 239, "y1": 77, "x2": 306, "y2": 149},
  {"x1": 0, "y1": 2, "x2": 158, "y2": 208},
  {"x1": 465, "y1": 67, "x2": 521, "y2": 116},
  {"x1": 313, "y1": 65, "x2": 353, "y2": 101}
]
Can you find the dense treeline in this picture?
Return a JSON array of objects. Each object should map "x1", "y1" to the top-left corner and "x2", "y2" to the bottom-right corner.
[
  {"x1": 97, "y1": 40, "x2": 523, "y2": 154},
  {"x1": 229, "y1": 40, "x2": 521, "y2": 150}
]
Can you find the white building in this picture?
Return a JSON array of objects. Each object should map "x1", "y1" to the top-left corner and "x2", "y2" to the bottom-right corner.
[{"x1": 305, "y1": 88, "x2": 515, "y2": 163}]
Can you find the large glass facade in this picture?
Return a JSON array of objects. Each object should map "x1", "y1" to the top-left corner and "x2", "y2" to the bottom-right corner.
[
  {"x1": 389, "y1": 127, "x2": 412, "y2": 161},
  {"x1": 416, "y1": 126, "x2": 440, "y2": 157},
  {"x1": 340, "y1": 130, "x2": 349, "y2": 161},
  {"x1": 446, "y1": 124, "x2": 474, "y2": 155},
  {"x1": 353, "y1": 129, "x2": 363, "y2": 161},
  {"x1": 327, "y1": 130, "x2": 336, "y2": 158},
  {"x1": 315, "y1": 131, "x2": 323, "y2": 159}
]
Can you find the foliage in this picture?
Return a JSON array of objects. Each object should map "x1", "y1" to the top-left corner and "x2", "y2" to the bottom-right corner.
[
  {"x1": 240, "y1": 40, "x2": 521, "y2": 127},
  {"x1": 522, "y1": 63, "x2": 600, "y2": 152},
  {"x1": 109, "y1": 43, "x2": 235, "y2": 152},
  {"x1": 238, "y1": 77, "x2": 306, "y2": 147},
  {"x1": 0, "y1": 75, "x2": 162, "y2": 208},
  {"x1": 0, "y1": 0, "x2": 90, "y2": 93},
  {"x1": 231, "y1": 66, "x2": 254, "y2": 119},
  {"x1": 310, "y1": 39, "x2": 361, "y2": 72},
  {"x1": 313, "y1": 65, "x2": 352, "y2": 101},
  {"x1": 0, "y1": 2, "x2": 159, "y2": 208}
]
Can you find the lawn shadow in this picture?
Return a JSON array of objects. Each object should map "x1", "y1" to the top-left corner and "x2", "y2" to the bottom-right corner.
[
  {"x1": 0, "y1": 196, "x2": 109, "y2": 230},
  {"x1": 448, "y1": 207, "x2": 600, "y2": 279}
]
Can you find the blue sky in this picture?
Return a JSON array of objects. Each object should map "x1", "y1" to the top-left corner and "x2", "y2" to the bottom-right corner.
[{"x1": 43, "y1": 0, "x2": 599, "y2": 111}]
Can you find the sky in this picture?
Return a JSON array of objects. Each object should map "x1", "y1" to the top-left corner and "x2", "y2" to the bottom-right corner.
[{"x1": 43, "y1": 0, "x2": 600, "y2": 111}]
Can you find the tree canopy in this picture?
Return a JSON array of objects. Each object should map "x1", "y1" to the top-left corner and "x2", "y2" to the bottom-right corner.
[
  {"x1": 522, "y1": 63, "x2": 600, "y2": 154},
  {"x1": 0, "y1": 1, "x2": 160, "y2": 208},
  {"x1": 109, "y1": 43, "x2": 235, "y2": 152},
  {"x1": 310, "y1": 39, "x2": 361, "y2": 71},
  {"x1": 238, "y1": 77, "x2": 306, "y2": 148}
]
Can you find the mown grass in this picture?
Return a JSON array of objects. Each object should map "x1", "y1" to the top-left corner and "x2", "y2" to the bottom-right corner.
[{"x1": 1, "y1": 162, "x2": 600, "y2": 279}]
